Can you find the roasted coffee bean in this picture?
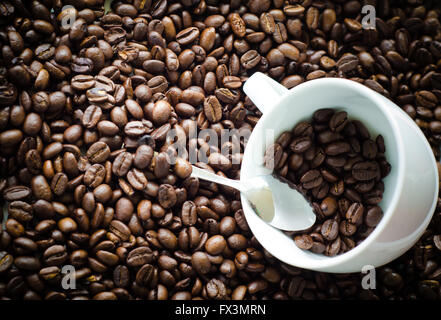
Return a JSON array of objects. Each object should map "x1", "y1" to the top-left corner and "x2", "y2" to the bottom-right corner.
[
  {"x1": 176, "y1": 27, "x2": 200, "y2": 45},
  {"x1": 241, "y1": 50, "x2": 261, "y2": 69},
  {"x1": 158, "y1": 184, "x2": 177, "y2": 209},
  {"x1": 135, "y1": 264, "x2": 154, "y2": 286},
  {"x1": 352, "y1": 162, "x2": 379, "y2": 181},
  {"x1": 294, "y1": 235, "x2": 313, "y2": 250},
  {"x1": 51, "y1": 172, "x2": 68, "y2": 196},
  {"x1": 113, "y1": 265, "x2": 130, "y2": 288},
  {"x1": 320, "y1": 197, "x2": 337, "y2": 217},
  {"x1": 87, "y1": 142, "x2": 110, "y2": 164},
  {"x1": 264, "y1": 143, "x2": 283, "y2": 170},
  {"x1": 43, "y1": 245, "x2": 67, "y2": 266},
  {"x1": 126, "y1": 247, "x2": 154, "y2": 267},
  {"x1": 346, "y1": 203, "x2": 364, "y2": 225},
  {"x1": 112, "y1": 152, "x2": 133, "y2": 177},
  {"x1": 365, "y1": 206, "x2": 383, "y2": 227},
  {"x1": 109, "y1": 220, "x2": 131, "y2": 242},
  {"x1": 191, "y1": 251, "x2": 211, "y2": 275},
  {"x1": 84, "y1": 164, "x2": 106, "y2": 188},
  {"x1": 230, "y1": 13, "x2": 246, "y2": 38},
  {"x1": 329, "y1": 111, "x2": 348, "y2": 132},
  {"x1": 203, "y1": 96, "x2": 222, "y2": 123},
  {"x1": 362, "y1": 140, "x2": 378, "y2": 160},
  {"x1": 290, "y1": 136, "x2": 312, "y2": 153},
  {"x1": 4, "y1": 186, "x2": 31, "y2": 202},
  {"x1": 134, "y1": 145, "x2": 154, "y2": 169},
  {"x1": 157, "y1": 228, "x2": 177, "y2": 250},
  {"x1": 0, "y1": 251, "x2": 13, "y2": 273},
  {"x1": 325, "y1": 142, "x2": 350, "y2": 156},
  {"x1": 300, "y1": 170, "x2": 323, "y2": 190},
  {"x1": 8, "y1": 201, "x2": 33, "y2": 223},
  {"x1": 321, "y1": 219, "x2": 339, "y2": 241}
]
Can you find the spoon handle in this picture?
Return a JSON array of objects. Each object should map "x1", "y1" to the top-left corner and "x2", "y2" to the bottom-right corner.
[{"x1": 191, "y1": 166, "x2": 246, "y2": 193}]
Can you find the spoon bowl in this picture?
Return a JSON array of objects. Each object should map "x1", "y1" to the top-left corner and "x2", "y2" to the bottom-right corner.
[{"x1": 191, "y1": 166, "x2": 316, "y2": 231}]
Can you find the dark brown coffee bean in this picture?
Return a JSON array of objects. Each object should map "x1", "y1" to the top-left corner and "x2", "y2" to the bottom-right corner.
[
  {"x1": 325, "y1": 237, "x2": 341, "y2": 257},
  {"x1": 204, "y1": 96, "x2": 222, "y2": 123},
  {"x1": 158, "y1": 184, "x2": 177, "y2": 209},
  {"x1": 289, "y1": 136, "x2": 312, "y2": 153},
  {"x1": 205, "y1": 235, "x2": 227, "y2": 255},
  {"x1": 87, "y1": 142, "x2": 110, "y2": 163},
  {"x1": 320, "y1": 197, "x2": 337, "y2": 216},
  {"x1": 135, "y1": 264, "x2": 154, "y2": 286},
  {"x1": 176, "y1": 27, "x2": 200, "y2": 45},
  {"x1": 416, "y1": 90, "x2": 437, "y2": 109},
  {"x1": 181, "y1": 201, "x2": 197, "y2": 226},
  {"x1": 325, "y1": 142, "x2": 351, "y2": 156},
  {"x1": 191, "y1": 252, "x2": 211, "y2": 275},
  {"x1": 112, "y1": 152, "x2": 133, "y2": 177},
  {"x1": 300, "y1": 170, "x2": 323, "y2": 190},
  {"x1": 352, "y1": 162, "x2": 379, "y2": 181},
  {"x1": 264, "y1": 143, "x2": 283, "y2": 170},
  {"x1": 127, "y1": 168, "x2": 148, "y2": 190},
  {"x1": 3, "y1": 185, "x2": 31, "y2": 202},
  {"x1": 260, "y1": 12, "x2": 275, "y2": 34},
  {"x1": 365, "y1": 206, "x2": 383, "y2": 227},
  {"x1": 294, "y1": 235, "x2": 313, "y2": 250},
  {"x1": 229, "y1": 13, "x2": 246, "y2": 37},
  {"x1": 134, "y1": 145, "x2": 154, "y2": 169},
  {"x1": 346, "y1": 203, "x2": 364, "y2": 225},
  {"x1": 84, "y1": 164, "x2": 106, "y2": 188},
  {"x1": 43, "y1": 245, "x2": 67, "y2": 266},
  {"x1": 321, "y1": 219, "x2": 339, "y2": 241},
  {"x1": 313, "y1": 109, "x2": 334, "y2": 123},
  {"x1": 113, "y1": 265, "x2": 130, "y2": 288},
  {"x1": 126, "y1": 247, "x2": 154, "y2": 267},
  {"x1": 14, "y1": 256, "x2": 41, "y2": 271},
  {"x1": 337, "y1": 54, "x2": 358, "y2": 73},
  {"x1": 124, "y1": 121, "x2": 147, "y2": 137},
  {"x1": 329, "y1": 111, "x2": 348, "y2": 132},
  {"x1": 109, "y1": 220, "x2": 131, "y2": 242},
  {"x1": 158, "y1": 228, "x2": 177, "y2": 250},
  {"x1": 339, "y1": 221, "x2": 357, "y2": 237},
  {"x1": 51, "y1": 172, "x2": 68, "y2": 196},
  {"x1": 152, "y1": 100, "x2": 171, "y2": 125},
  {"x1": 241, "y1": 50, "x2": 261, "y2": 69},
  {"x1": 362, "y1": 140, "x2": 378, "y2": 160},
  {"x1": 0, "y1": 251, "x2": 13, "y2": 273},
  {"x1": 58, "y1": 217, "x2": 77, "y2": 234},
  {"x1": 8, "y1": 201, "x2": 33, "y2": 223}
]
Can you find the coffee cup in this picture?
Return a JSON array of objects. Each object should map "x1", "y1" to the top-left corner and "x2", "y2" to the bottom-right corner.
[{"x1": 242, "y1": 72, "x2": 438, "y2": 273}]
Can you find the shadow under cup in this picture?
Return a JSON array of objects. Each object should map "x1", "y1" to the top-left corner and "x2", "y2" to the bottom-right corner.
[{"x1": 241, "y1": 78, "x2": 403, "y2": 269}]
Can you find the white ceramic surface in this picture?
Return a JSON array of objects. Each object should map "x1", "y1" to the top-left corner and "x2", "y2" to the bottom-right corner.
[
  {"x1": 191, "y1": 166, "x2": 316, "y2": 231},
  {"x1": 242, "y1": 72, "x2": 439, "y2": 273}
]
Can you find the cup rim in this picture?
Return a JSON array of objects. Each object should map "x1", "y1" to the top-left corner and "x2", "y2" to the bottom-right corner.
[{"x1": 241, "y1": 77, "x2": 407, "y2": 269}]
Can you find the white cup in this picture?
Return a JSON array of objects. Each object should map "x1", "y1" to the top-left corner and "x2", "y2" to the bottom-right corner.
[{"x1": 242, "y1": 72, "x2": 439, "y2": 273}]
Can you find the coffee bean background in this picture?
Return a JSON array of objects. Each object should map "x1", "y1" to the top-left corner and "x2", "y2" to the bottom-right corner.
[{"x1": 0, "y1": 0, "x2": 441, "y2": 300}]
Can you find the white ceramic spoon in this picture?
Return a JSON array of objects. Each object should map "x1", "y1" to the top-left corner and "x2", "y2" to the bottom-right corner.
[{"x1": 191, "y1": 166, "x2": 316, "y2": 231}]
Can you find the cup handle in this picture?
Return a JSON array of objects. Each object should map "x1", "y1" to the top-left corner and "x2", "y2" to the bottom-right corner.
[{"x1": 243, "y1": 72, "x2": 288, "y2": 114}]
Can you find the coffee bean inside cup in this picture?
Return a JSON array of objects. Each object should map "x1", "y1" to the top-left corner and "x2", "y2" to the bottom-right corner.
[{"x1": 264, "y1": 109, "x2": 391, "y2": 256}]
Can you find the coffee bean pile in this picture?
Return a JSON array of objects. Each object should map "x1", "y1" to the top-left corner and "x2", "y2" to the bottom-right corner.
[
  {"x1": 0, "y1": 0, "x2": 441, "y2": 300},
  {"x1": 264, "y1": 109, "x2": 390, "y2": 256}
]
